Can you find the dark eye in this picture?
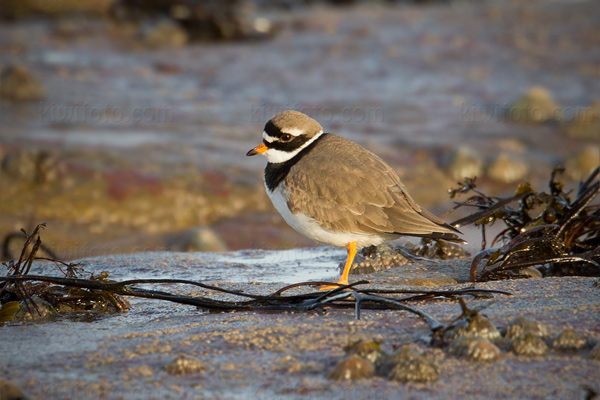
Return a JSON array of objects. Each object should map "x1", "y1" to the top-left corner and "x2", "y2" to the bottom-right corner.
[{"x1": 281, "y1": 134, "x2": 292, "y2": 142}]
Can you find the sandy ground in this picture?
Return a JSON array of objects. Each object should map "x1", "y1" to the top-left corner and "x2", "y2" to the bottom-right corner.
[
  {"x1": 1, "y1": 250, "x2": 599, "y2": 399},
  {"x1": 1, "y1": 2, "x2": 599, "y2": 397}
]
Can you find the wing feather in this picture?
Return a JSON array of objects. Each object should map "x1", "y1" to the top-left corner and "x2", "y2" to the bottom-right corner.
[{"x1": 286, "y1": 135, "x2": 462, "y2": 241}]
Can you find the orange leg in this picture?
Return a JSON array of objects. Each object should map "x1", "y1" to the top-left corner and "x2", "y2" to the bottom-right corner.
[{"x1": 321, "y1": 241, "x2": 358, "y2": 290}]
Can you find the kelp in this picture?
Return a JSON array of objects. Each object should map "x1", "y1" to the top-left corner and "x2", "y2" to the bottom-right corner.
[
  {"x1": 448, "y1": 167, "x2": 600, "y2": 281},
  {"x1": 0, "y1": 225, "x2": 510, "y2": 324},
  {"x1": 0, "y1": 224, "x2": 129, "y2": 323}
]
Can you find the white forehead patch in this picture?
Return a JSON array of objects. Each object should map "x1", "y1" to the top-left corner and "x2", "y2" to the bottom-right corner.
[{"x1": 262, "y1": 131, "x2": 275, "y2": 143}]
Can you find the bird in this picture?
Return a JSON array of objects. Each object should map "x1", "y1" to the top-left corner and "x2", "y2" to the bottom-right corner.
[{"x1": 247, "y1": 110, "x2": 464, "y2": 289}]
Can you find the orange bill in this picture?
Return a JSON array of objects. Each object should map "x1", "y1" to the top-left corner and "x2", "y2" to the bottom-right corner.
[{"x1": 246, "y1": 143, "x2": 267, "y2": 156}]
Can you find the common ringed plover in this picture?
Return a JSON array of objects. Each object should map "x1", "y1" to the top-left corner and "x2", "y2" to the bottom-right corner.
[{"x1": 247, "y1": 110, "x2": 463, "y2": 288}]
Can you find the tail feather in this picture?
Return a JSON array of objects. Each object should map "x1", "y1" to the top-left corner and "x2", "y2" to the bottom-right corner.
[{"x1": 403, "y1": 231, "x2": 466, "y2": 244}]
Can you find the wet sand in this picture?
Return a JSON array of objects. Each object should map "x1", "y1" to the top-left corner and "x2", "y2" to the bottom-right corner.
[{"x1": 1, "y1": 250, "x2": 599, "y2": 399}]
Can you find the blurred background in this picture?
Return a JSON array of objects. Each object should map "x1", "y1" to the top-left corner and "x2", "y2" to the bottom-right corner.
[{"x1": 0, "y1": 0, "x2": 598, "y2": 261}]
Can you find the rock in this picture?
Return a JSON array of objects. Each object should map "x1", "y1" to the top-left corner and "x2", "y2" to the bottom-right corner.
[
  {"x1": 140, "y1": 19, "x2": 188, "y2": 49},
  {"x1": 447, "y1": 146, "x2": 484, "y2": 181},
  {"x1": 377, "y1": 344, "x2": 420, "y2": 375},
  {"x1": 506, "y1": 86, "x2": 560, "y2": 123},
  {"x1": 588, "y1": 342, "x2": 600, "y2": 360},
  {"x1": 495, "y1": 138, "x2": 527, "y2": 154},
  {"x1": 1, "y1": 150, "x2": 64, "y2": 185},
  {"x1": 14, "y1": 296, "x2": 57, "y2": 321},
  {"x1": 444, "y1": 319, "x2": 469, "y2": 341},
  {"x1": 511, "y1": 333, "x2": 549, "y2": 357},
  {"x1": 488, "y1": 154, "x2": 529, "y2": 184},
  {"x1": 252, "y1": 17, "x2": 274, "y2": 36},
  {"x1": 351, "y1": 245, "x2": 409, "y2": 275},
  {"x1": 465, "y1": 313, "x2": 501, "y2": 341},
  {"x1": 0, "y1": 380, "x2": 31, "y2": 400},
  {"x1": 127, "y1": 365, "x2": 155, "y2": 378},
  {"x1": 564, "y1": 147, "x2": 600, "y2": 182},
  {"x1": 54, "y1": 18, "x2": 85, "y2": 38},
  {"x1": 388, "y1": 354, "x2": 439, "y2": 383},
  {"x1": 165, "y1": 354, "x2": 207, "y2": 375},
  {"x1": 164, "y1": 227, "x2": 227, "y2": 252},
  {"x1": 327, "y1": 354, "x2": 375, "y2": 381},
  {"x1": 154, "y1": 62, "x2": 184, "y2": 75},
  {"x1": 552, "y1": 329, "x2": 587, "y2": 351},
  {"x1": 564, "y1": 100, "x2": 600, "y2": 141},
  {"x1": 399, "y1": 159, "x2": 455, "y2": 208},
  {"x1": 408, "y1": 240, "x2": 469, "y2": 260},
  {"x1": 445, "y1": 313, "x2": 500, "y2": 341},
  {"x1": 1, "y1": 150, "x2": 37, "y2": 181},
  {"x1": 448, "y1": 335, "x2": 501, "y2": 362},
  {"x1": 346, "y1": 341, "x2": 388, "y2": 371},
  {"x1": 390, "y1": 344, "x2": 421, "y2": 362},
  {"x1": 0, "y1": 0, "x2": 115, "y2": 18},
  {"x1": 0, "y1": 65, "x2": 46, "y2": 101},
  {"x1": 113, "y1": 0, "x2": 273, "y2": 41},
  {"x1": 519, "y1": 266, "x2": 543, "y2": 279},
  {"x1": 504, "y1": 316, "x2": 549, "y2": 339}
]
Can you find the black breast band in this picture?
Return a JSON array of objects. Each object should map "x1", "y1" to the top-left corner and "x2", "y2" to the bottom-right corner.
[{"x1": 264, "y1": 134, "x2": 327, "y2": 192}]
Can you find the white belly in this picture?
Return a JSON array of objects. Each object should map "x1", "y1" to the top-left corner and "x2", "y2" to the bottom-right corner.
[{"x1": 267, "y1": 184, "x2": 392, "y2": 248}]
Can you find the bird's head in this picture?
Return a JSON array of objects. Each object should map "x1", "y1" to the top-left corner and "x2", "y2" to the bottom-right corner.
[{"x1": 246, "y1": 110, "x2": 323, "y2": 163}]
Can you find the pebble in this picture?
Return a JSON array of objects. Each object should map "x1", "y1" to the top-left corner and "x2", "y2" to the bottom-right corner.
[
  {"x1": 351, "y1": 245, "x2": 409, "y2": 275},
  {"x1": 0, "y1": 380, "x2": 31, "y2": 400},
  {"x1": 388, "y1": 354, "x2": 439, "y2": 383},
  {"x1": 445, "y1": 313, "x2": 500, "y2": 341},
  {"x1": 164, "y1": 227, "x2": 227, "y2": 252},
  {"x1": 140, "y1": 19, "x2": 188, "y2": 48},
  {"x1": 0, "y1": 65, "x2": 46, "y2": 101},
  {"x1": 552, "y1": 329, "x2": 587, "y2": 351},
  {"x1": 347, "y1": 340, "x2": 388, "y2": 371},
  {"x1": 0, "y1": 0, "x2": 114, "y2": 18},
  {"x1": 564, "y1": 100, "x2": 600, "y2": 141},
  {"x1": 506, "y1": 85, "x2": 560, "y2": 123},
  {"x1": 378, "y1": 344, "x2": 421, "y2": 375},
  {"x1": 511, "y1": 333, "x2": 549, "y2": 357},
  {"x1": 465, "y1": 314, "x2": 501, "y2": 341},
  {"x1": 488, "y1": 154, "x2": 529, "y2": 184},
  {"x1": 165, "y1": 354, "x2": 207, "y2": 375},
  {"x1": 447, "y1": 146, "x2": 484, "y2": 181},
  {"x1": 14, "y1": 296, "x2": 57, "y2": 321},
  {"x1": 327, "y1": 354, "x2": 375, "y2": 381},
  {"x1": 564, "y1": 147, "x2": 599, "y2": 182},
  {"x1": 449, "y1": 335, "x2": 501, "y2": 362},
  {"x1": 505, "y1": 316, "x2": 549, "y2": 339},
  {"x1": 588, "y1": 342, "x2": 600, "y2": 360}
]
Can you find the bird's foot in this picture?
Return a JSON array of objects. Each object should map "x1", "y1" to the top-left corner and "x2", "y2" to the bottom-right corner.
[{"x1": 318, "y1": 280, "x2": 349, "y2": 291}]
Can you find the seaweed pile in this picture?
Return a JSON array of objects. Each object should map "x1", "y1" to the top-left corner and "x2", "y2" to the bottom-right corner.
[
  {"x1": 0, "y1": 225, "x2": 509, "y2": 324},
  {"x1": 449, "y1": 167, "x2": 600, "y2": 281},
  {"x1": 0, "y1": 224, "x2": 129, "y2": 324}
]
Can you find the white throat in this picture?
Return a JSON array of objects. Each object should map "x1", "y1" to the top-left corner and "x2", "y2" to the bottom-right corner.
[{"x1": 263, "y1": 130, "x2": 323, "y2": 164}]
